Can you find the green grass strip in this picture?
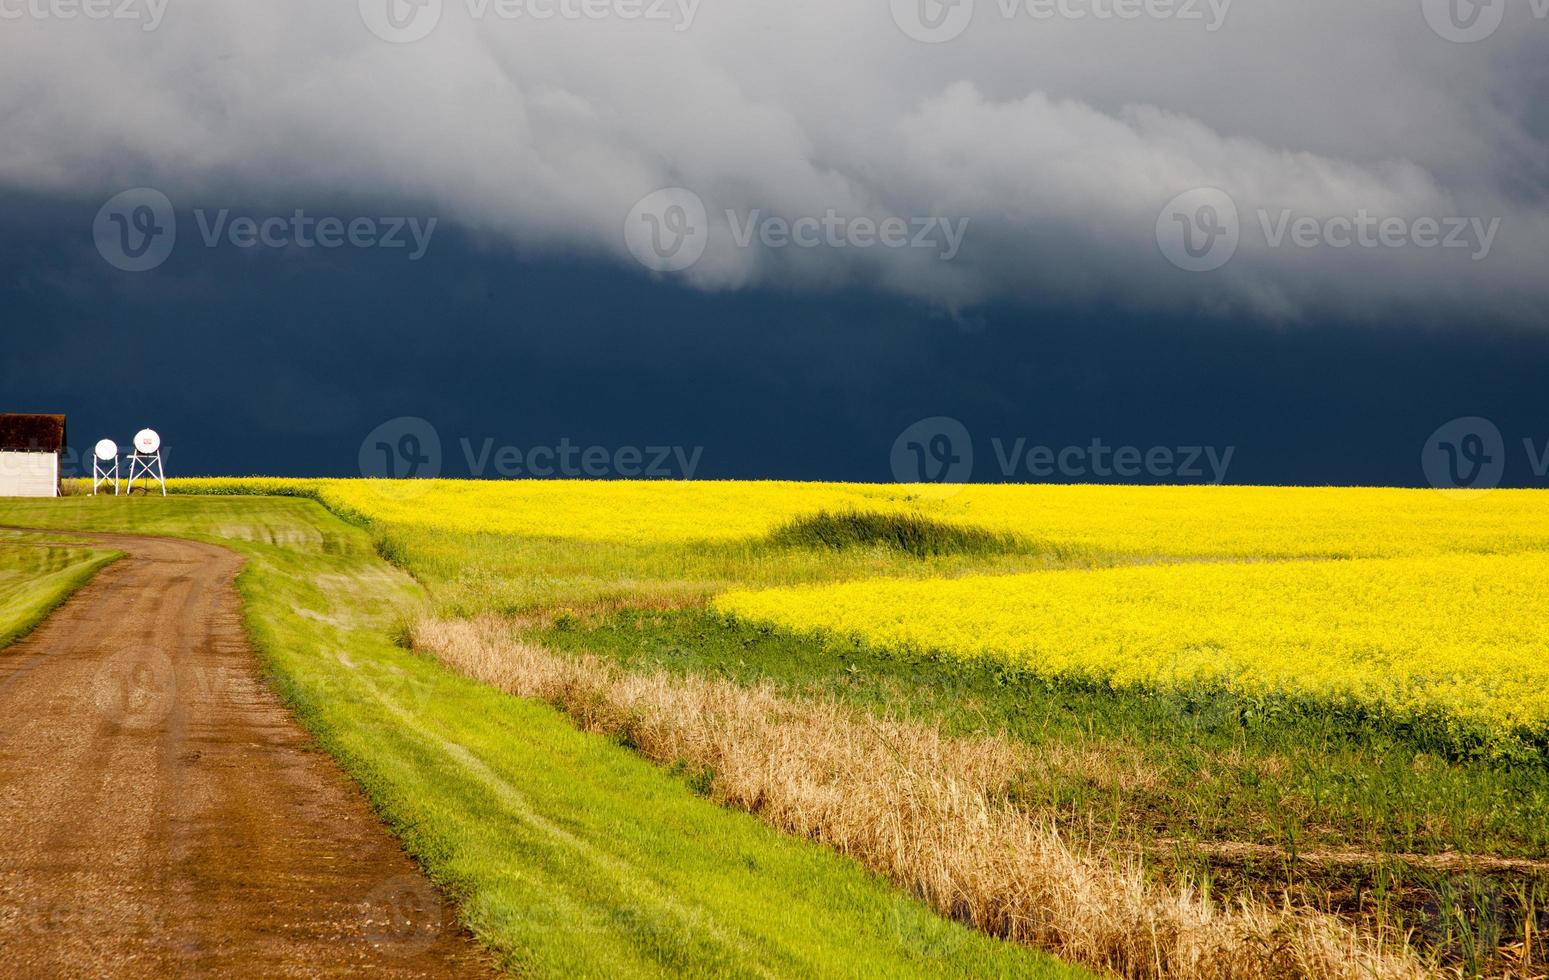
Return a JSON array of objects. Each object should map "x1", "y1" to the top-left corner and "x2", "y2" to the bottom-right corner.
[
  {"x1": 0, "y1": 532, "x2": 120, "y2": 649},
  {"x1": 766, "y1": 510, "x2": 1024, "y2": 557}
]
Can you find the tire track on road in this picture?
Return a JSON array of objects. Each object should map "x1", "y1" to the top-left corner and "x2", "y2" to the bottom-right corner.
[{"x1": 0, "y1": 532, "x2": 496, "y2": 978}]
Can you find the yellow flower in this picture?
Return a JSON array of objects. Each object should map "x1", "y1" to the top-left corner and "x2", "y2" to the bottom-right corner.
[
  {"x1": 716, "y1": 552, "x2": 1549, "y2": 746},
  {"x1": 171, "y1": 479, "x2": 1549, "y2": 558}
]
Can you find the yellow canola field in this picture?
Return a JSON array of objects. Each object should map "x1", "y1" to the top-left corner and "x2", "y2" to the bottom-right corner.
[
  {"x1": 166, "y1": 478, "x2": 1549, "y2": 747},
  {"x1": 169, "y1": 479, "x2": 1549, "y2": 560},
  {"x1": 715, "y1": 551, "x2": 1549, "y2": 747}
]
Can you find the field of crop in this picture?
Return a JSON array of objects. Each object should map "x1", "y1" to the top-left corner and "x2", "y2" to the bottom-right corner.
[
  {"x1": 26, "y1": 480, "x2": 1549, "y2": 976},
  {"x1": 717, "y1": 551, "x2": 1549, "y2": 760},
  {"x1": 169, "y1": 477, "x2": 1549, "y2": 557},
  {"x1": 169, "y1": 483, "x2": 1549, "y2": 766}
]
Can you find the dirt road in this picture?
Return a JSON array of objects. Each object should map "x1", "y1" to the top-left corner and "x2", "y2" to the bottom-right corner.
[{"x1": 0, "y1": 532, "x2": 496, "y2": 977}]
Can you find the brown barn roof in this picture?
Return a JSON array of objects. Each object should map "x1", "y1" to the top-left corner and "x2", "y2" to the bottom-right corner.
[{"x1": 0, "y1": 414, "x2": 66, "y2": 453}]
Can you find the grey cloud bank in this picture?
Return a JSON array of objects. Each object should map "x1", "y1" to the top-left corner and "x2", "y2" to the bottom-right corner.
[{"x1": 1, "y1": 0, "x2": 1545, "y2": 324}]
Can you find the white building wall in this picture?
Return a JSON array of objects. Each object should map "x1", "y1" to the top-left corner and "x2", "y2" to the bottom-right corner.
[{"x1": 0, "y1": 451, "x2": 59, "y2": 497}]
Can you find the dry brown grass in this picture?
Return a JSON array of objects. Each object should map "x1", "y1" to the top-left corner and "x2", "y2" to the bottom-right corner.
[{"x1": 415, "y1": 615, "x2": 1427, "y2": 980}]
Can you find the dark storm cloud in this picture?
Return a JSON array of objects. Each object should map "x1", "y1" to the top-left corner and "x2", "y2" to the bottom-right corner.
[{"x1": 3, "y1": 190, "x2": 1547, "y2": 486}]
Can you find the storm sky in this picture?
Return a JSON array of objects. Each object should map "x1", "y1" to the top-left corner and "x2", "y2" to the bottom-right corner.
[{"x1": 2, "y1": 0, "x2": 1546, "y2": 483}]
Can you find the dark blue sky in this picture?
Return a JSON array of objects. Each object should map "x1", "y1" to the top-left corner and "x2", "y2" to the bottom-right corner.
[{"x1": 3, "y1": 191, "x2": 1546, "y2": 487}]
